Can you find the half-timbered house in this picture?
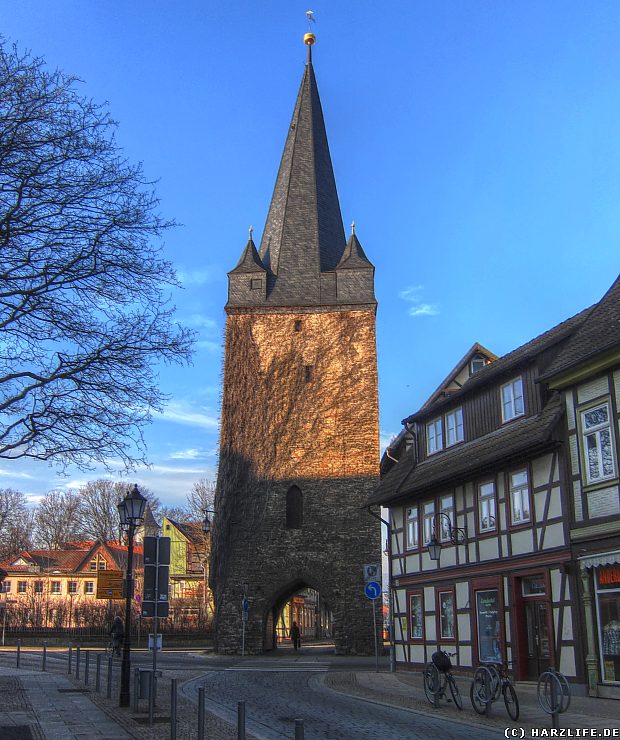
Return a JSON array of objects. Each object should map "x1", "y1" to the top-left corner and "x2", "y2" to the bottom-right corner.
[{"x1": 368, "y1": 305, "x2": 596, "y2": 687}]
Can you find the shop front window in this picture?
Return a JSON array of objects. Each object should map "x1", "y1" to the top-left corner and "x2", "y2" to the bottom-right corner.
[
  {"x1": 596, "y1": 565, "x2": 620, "y2": 683},
  {"x1": 476, "y1": 589, "x2": 502, "y2": 663},
  {"x1": 439, "y1": 590, "x2": 455, "y2": 640}
]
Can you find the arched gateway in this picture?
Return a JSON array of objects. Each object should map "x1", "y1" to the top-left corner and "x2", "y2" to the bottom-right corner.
[{"x1": 211, "y1": 32, "x2": 380, "y2": 655}]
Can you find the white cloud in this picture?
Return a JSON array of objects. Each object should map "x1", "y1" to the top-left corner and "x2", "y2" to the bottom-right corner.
[
  {"x1": 186, "y1": 314, "x2": 219, "y2": 331},
  {"x1": 0, "y1": 469, "x2": 34, "y2": 479},
  {"x1": 158, "y1": 402, "x2": 219, "y2": 429},
  {"x1": 399, "y1": 284, "x2": 439, "y2": 318},
  {"x1": 177, "y1": 268, "x2": 218, "y2": 286},
  {"x1": 169, "y1": 448, "x2": 205, "y2": 460}
]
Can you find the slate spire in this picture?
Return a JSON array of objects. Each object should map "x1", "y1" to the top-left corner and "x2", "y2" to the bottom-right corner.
[{"x1": 257, "y1": 44, "x2": 347, "y2": 304}]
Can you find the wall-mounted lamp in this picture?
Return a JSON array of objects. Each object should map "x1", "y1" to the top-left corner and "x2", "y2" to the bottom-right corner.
[{"x1": 428, "y1": 512, "x2": 467, "y2": 561}]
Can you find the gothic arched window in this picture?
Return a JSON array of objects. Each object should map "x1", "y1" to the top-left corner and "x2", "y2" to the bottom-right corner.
[{"x1": 286, "y1": 486, "x2": 303, "y2": 529}]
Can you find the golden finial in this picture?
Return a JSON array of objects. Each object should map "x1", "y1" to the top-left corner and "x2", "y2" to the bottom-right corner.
[{"x1": 304, "y1": 10, "x2": 316, "y2": 57}]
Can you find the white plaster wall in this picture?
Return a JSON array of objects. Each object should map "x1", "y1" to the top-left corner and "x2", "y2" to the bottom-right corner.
[
  {"x1": 396, "y1": 644, "x2": 407, "y2": 663},
  {"x1": 479, "y1": 537, "x2": 500, "y2": 561},
  {"x1": 560, "y1": 647, "x2": 576, "y2": 678},
  {"x1": 459, "y1": 645, "x2": 472, "y2": 667},
  {"x1": 542, "y1": 522, "x2": 565, "y2": 549},
  {"x1": 457, "y1": 614, "x2": 471, "y2": 641},
  {"x1": 424, "y1": 586, "x2": 434, "y2": 608},
  {"x1": 532, "y1": 454, "x2": 553, "y2": 489},
  {"x1": 573, "y1": 479, "x2": 583, "y2": 521},
  {"x1": 565, "y1": 392, "x2": 576, "y2": 431},
  {"x1": 587, "y1": 486, "x2": 620, "y2": 518},
  {"x1": 440, "y1": 547, "x2": 457, "y2": 568},
  {"x1": 421, "y1": 552, "x2": 439, "y2": 572},
  {"x1": 550, "y1": 569, "x2": 562, "y2": 602},
  {"x1": 534, "y1": 491, "x2": 547, "y2": 521},
  {"x1": 391, "y1": 508, "x2": 404, "y2": 529},
  {"x1": 405, "y1": 555, "x2": 418, "y2": 574},
  {"x1": 392, "y1": 556, "x2": 404, "y2": 577},
  {"x1": 578, "y1": 376, "x2": 609, "y2": 405},
  {"x1": 561, "y1": 605, "x2": 574, "y2": 641},
  {"x1": 547, "y1": 485, "x2": 563, "y2": 518},
  {"x1": 456, "y1": 581, "x2": 469, "y2": 609},
  {"x1": 411, "y1": 644, "x2": 425, "y2": 664},
  {"x1": 511, "y1": 529, "x2": 533, "y2": 557},
  {"x1": 425, "y1": 615, "x2": 436, "y2": 642}
]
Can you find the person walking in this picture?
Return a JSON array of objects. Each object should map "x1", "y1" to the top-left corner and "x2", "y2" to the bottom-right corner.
[
  {"x1": 290, "y1": 620, "x2": 301, "y2": 651},
  {"x1": 109, "y1": 615, "x2": 124, "y2": 657}
]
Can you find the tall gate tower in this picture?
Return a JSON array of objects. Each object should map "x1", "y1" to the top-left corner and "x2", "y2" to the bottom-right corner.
[{"x1": 211, "y1": 32, "x2": 380, "y2": 654}]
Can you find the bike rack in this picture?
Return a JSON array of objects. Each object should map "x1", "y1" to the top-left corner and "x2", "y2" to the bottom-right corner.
[{"x1": 537, "y1": 667, "x2": 571, "y2": 729}]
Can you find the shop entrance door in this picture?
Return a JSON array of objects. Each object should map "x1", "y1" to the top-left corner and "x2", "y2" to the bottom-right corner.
[{"x1": 525, "y1": 600, "x2": 551, "y2": 679}]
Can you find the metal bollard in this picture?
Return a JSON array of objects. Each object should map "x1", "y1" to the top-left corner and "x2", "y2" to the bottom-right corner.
[
  {"x1": 295, "y1": 719, "x2": 304, "y2": 739},
  {"x1": 170, "y1": 678, "x2": 177, "y2": 740},
  {"x1": 76, "y1": 646, "x2": 81, "y2": 680},
  {"x1": 68, "y1": 646, "x2": 72, "y2": 674},
  {"x1": 106, "y1": 656, "x2": 113, "y2": 699},
  {"x1": 148, "y1": 671, "x2": 154, "y2": 726},
  {"x1": 237, "y1": 700, "x2": 246, "y2": 740},
  {"x1": 84, "y1": 651, "x2": 89, "y2": 685},
  {"x1": 197, "y1": 687, "x2": 205, "y2": 740},
  {"x1": 133, "y1": 668, "x2": 140, "y2": 713},
  {"x1": 42, "y1": 643, "x2": 47, "y2": 672},
  {"x1": 16, "y1": 639, "x2": 20, "y2": 668},
  {"x1": 96, "y1": 653, "x2": 101, "y2": 692}
]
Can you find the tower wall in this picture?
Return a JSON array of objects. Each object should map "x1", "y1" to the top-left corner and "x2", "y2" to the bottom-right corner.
[{"x1": 212, "y1": 307, "x2": 380, "y2": 654}]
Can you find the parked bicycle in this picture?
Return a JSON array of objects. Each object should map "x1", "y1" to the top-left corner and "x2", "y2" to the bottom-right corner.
[
  {"x1": 470, "y1": 661, "x2": 519, "y2": 720},
  {"x1": 105, "y1": 638, "x2": 121, "y2": 658},
  {"x1": 423, "y1": 650, "x2": 463, "y2": 710}
]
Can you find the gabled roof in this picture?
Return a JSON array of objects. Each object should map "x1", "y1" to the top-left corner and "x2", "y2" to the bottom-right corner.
[
  {"x1": 257, "y1": 59, "x2": 346, "y2": 303},
  {"x1": 0, "y1": 541, "x2": 143, "y2": 574},
  {"x1": 336, "y1": 232, "x2": 374, "y2": 270},
  {"x1": 421, "y1": 343, "x2": 497, "y2": 410},
  {"x1": 368, "y1": 393, "x2": 564, "y2": 507},
  {"x1": 166, "y1": 518, "x2": 205, "y2": 546},
  {"x1": 403, "y1": 306, "x2": 592, "y2": 424},
  {"x1": 539, "y1": 274, "x2": 620, "y2": 382}
]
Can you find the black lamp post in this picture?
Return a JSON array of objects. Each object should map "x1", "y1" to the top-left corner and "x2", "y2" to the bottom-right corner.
[
  {"x1": 117, "y1": 483, "x2": 147, "y2": 708},
  {"x1": 201, "y1": 510, "x2": 215, "y2": 618},
  {"x1": 427, "y1": 512, "x2": 467, "y2": 562}
]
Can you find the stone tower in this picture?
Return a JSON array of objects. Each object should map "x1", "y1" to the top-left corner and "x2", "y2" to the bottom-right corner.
[{"x1": 211, "y1": 35, "x2": 380, "y2": 654}]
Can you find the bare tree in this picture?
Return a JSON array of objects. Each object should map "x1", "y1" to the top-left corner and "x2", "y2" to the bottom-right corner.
[
  {"x1": 77, "y1": 480, "x2": 127, "y2": 542},
  {"x1": 0, "y1": 487, "x2": 34, "y2": 559},
  {"x1": 0, "y1": 40, "x2": 194, "y2": 472},
  {"x1": 188, "y1": 478, "x2": 216, "y2": 521},
  {"x1": 159, "y1": 504, "x2": 190, "y2": 522},
  {"x1": 34, "y1": 490, "x2": 85, "y2": 549}
]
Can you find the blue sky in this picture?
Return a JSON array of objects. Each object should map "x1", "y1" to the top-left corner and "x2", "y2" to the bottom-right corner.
[{"x1": 1, "y1": 1, "x2": 618, "y2": 507}]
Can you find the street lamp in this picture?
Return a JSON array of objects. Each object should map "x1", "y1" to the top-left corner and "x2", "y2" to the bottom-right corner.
[
  {"x1": 427, "y1": 512, "x2": 467, "y2": 562},
  {"x1": 200, "y1": 510, "x2": 216, "y2": 620},
  {"x1": 117, "y1": 483, "x2": 147, "y2": 708}
]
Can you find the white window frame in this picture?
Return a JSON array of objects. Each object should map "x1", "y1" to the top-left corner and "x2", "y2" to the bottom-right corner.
[
  {"x1": 445, "y1": 407, "x2": 464, "y2": 447},
  {"x1": 439, "y1": 495, "x2": 455, "y2": 542},
  {"x1": 51, "y1": 581, "x2": 61, "y2": 595},
  {"x1": 1, "y1": 581, "x2": 10, "y2": 593},
  {"x1": 17, "y1": 581, "x2": 27, "y2": 594},
  {"x1": 426, "y1": 418, "x2": 443, "y2": 455},
  {"x1": 84, "y1": 581, "x2": 94, "y2": 594},
  {"x1": 501, "y1": 377, "x2": 524, "y2": 423},
  {"x1": 68, "y1": 581, "x2": 78, "y2": 594},
  {"x1": 478, "y1": 481, "x2": 497, "y2": 533},
  {"x1": 509, "y1": 469, "x2": 531, "y2": 524},
  {"x1": 438, "y1": 590, "x2": 456, "y2": 640},
  {"x1": 580, "y1": 401, "x2": 617, "y2": 485},
  {"x1": 423, "y1": 500, "x2": 435, "y2": 544},
  {"x1": 406, "y1": 506, "x2": 419, "y2": 550}
]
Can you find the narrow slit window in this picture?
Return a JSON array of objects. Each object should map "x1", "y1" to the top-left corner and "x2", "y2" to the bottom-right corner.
[
  {"x1": 304, "y1": 365, "x2": 313, "y2": 382},
  {"x1": 294, "y1": 320, "x2": 302, "y2": 332},
  {"x1": 286, "y1": 486, "x2": 303, "y2": 529}
]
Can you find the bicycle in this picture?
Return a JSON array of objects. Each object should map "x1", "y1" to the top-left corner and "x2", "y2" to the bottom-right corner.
[
  {"x1": 105, "y1": 638, "x2": 122, "y2": 658},
  {"x1": 423, "y1": 650, "x2": 463, "y2": 710},
  {"x1": 470, "y1": 661, "x2": 519, "y2": 720}
]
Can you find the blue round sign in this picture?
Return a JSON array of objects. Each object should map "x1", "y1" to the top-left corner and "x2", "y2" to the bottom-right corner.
[
  {"x1": 364, "y1": 581, "x2": 381, "y2": 600},
  {"x1": 242, "y1": 597, "x2": 249, "y2": 612}
]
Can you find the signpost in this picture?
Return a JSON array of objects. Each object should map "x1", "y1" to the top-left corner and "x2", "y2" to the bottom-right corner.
[
  {"x1": 96, "y1": 571, "x2": 124, "y2": 600},
  {"x1": 241, "y1": 594, "x2": 249, "y2": 657},
  {"x1": 364, "y1": 580, "x2": 381, "y2": 672}
]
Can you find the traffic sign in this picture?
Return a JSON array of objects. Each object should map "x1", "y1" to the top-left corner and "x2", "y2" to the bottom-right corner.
[
  {"x1": 96, "y1": 570, "x2": 123, "y2": 600},
  {"x1": 363, "y1": 564, "x2": 380, "y2": 582},
  {"x1": 364, "y1": 581, "x2": 381, "y2": 600},
  {"x1": 242, "y1": 598, "x2": 249, "y2": 612}
]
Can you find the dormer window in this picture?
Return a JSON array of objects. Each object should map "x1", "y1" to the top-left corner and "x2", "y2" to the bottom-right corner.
[
  {"x1": 250, "y1": 278, "x2": 262, "y2": 290},
  {"x1": 470, "y1": 354, "x2": 487, "y2": 375},
  {"x1": 445, "y1": 408, "x2": 464, "y2": 447},
  {"x1": 501, "y1": 377, "x2": 524, "y2": 423},
  {"x1": 426, "y1": 418, "x2": 443, "y2": 455}
]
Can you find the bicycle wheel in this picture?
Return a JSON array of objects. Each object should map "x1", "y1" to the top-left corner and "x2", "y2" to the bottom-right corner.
[
  {"x1": 488, "y1": 665, "x2": 501, "y2": 701},
  {"x1": 503, "y1": 683, "x2": 519, "y2": 721},
  {"x1": 423, "y1": 663, "x2": 440, "y2": 706},
  {"x1": 448, "y1": 674, "x2": 463, "y2": 710},
  {"x1": 470, "y1": 678, "x2": 487, "y2": 714}
]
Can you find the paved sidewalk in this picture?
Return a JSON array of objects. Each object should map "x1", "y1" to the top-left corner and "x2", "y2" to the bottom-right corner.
[{"x1": 0, "y1": 666, "x2": 132, "y2": 740}]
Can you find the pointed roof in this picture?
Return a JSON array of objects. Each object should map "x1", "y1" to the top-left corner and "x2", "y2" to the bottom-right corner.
[
  {"x1": 539, "y1": 274, "x2": 620, "y2": 383},
  {"x1": 258, "y1": 58, "x2": 346, "y2": 302},
  {"x1": 229, "y1": 236, "x2": 266, "y2": 274},
  {"x1": 421, "y1": 343, "x2": 497, "y2": 409},
  {"x1": 336, "y1": 232, "x2": 374, "y2": 270}
]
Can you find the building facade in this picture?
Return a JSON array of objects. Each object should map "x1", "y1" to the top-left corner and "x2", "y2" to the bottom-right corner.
[{"x1": 211, "y1": 36, "x2": 380, "y2": 654}]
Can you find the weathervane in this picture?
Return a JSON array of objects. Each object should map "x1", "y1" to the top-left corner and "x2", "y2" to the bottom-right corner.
[
  {"x1": 306, "y1": 10, "x2": 315, "y2": 29},
  {"x1": 304, "y1": 10, "x2": 316, "y2": 61}
]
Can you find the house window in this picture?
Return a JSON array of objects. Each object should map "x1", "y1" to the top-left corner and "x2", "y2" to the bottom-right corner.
[
  {"x1": 34, "y1": 580, "x2": 44, "y2": 593},
  {"x1": 470, "y1": 355, "x2": 487, "y2": 375},
  {"x1": 478, "y1": 481, "x2": 496, "y2": 532},
  {"x1": 90, "y1": 559, "x2": 97, "y2": 571},
  {"x1": 68, "y1": 582, "x2": 78, "y2": 594},
  {"x1": 438, "y1": 590, "x2": 455, "y2": 640},
  {"x1": 18, "y1": 581, "x2": 27, "y2": 593},
  {"x1": 1, "y1": 581, "x2": 10, "y2": 593},
  {"x1": 439, "y1": 495, "x2": 455, "y2": 542},
  {"x1": 445, "y1": 408, "x2": 464, "y2": 447},
  {"x1": 476, "y1": 589, "x2": 502, "y2": 662},
  {"x1": 581, "y1": 402, "x2": 616, "y2": 484},
  {"x1": 51, "y1": 581, "x2": 61, "y2": 594},
  {"x1": 501, "y1": 377, "x2": 524, "y2": 423},
  {"x1": 286, "y1": 486, "x2": 303, "y2": 529},
  {"x1": 84, "y1": 581, "x2": 94, "y2": 594},
  {"x1": 409, "y1": 593, "x2": 424, "y2": 639},
  {"x1": 423, "y1": 500, "x2": 435, "y2": 544},
  {"x1": 426, "y1": 418, "x2": 443, "y2": 455},
  {"x1": 98, "y1": 559, "x2": 106, "y2": 570},
  {"x1": 405, "y1": 506, "x2": 419, "y2": 550},
  {"x1": 510, "y1": 469, "x2": 531, "y2": 524},
  {"x1": 250, "y1": 278, "x2": 262, "y2": 290}
]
